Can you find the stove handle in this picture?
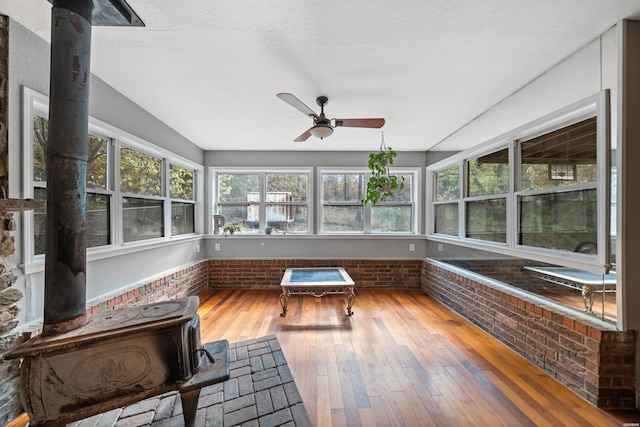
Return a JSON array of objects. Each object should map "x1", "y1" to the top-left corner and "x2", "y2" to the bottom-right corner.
[{"x1": 195, "y1": 345, "x2": 216, "y2": 364}]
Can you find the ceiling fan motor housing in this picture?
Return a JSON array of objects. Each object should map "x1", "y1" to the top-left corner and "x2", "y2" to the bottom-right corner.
[{"x1": 316, "y1": 96, "x2": 329, "y2": 108}]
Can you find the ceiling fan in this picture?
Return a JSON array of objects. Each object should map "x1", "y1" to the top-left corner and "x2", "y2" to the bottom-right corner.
[{"x1": 277, "y1": 93, "x2": 385, "y2": 142}]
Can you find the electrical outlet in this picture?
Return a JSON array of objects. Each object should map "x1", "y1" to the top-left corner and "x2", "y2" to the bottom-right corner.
[
  {"x1": 215, "y1": 243, "x2": 220, "y2": 251},
  {"x1": 196, "y1": 244, "x2": 200, "y2": 253},
  {"x1": 409, "y1": 244, "x2": 415, "y2": 251},
  {"x1": 437, "y1": 243, "x2": 444, "y2": 251}
]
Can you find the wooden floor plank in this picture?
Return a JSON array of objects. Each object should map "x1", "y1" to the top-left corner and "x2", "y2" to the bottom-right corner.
[
  {"x1": 317, "y1": 375, "x2": 332, "y2": 427},
  {"x1": 196, "y1": 289, "x2": 639, "y2": 426}
]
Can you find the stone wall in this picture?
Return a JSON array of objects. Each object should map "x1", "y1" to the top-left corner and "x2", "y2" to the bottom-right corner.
[
  {"x1": 0, "y1": 213, "x2": 26, "y2": 426},
  {"x1": 422, "y1": 259, "x2": 636, "y2": 409},
  {"x1": 0, "y1": 14, "x2": 24, "y2": 426}
]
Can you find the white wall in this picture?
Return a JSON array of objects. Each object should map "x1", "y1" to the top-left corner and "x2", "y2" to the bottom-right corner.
[{"x1": 436, "y1": 26, "x2": 618, "y2": 152}]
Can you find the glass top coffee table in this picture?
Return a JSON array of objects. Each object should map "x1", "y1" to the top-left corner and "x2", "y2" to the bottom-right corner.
[{"x1": 279, "y1": 267, "x2": 356, "y2": 317}]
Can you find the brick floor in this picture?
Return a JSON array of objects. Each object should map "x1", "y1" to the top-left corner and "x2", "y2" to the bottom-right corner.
[{"x1": 66, "y1": 335, "x2": 311, "y2": 427}]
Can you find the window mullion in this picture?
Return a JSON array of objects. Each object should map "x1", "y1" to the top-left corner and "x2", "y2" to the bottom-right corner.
[
  {"x1": 162, "y1": 158, "x2": 170, "y2": 238},
  {"x1": 260, "y1": 172, "x2": 267, "y2": 231},
  {"x1": 363, "y1": 171, "x2": 371, "y2": 233}
]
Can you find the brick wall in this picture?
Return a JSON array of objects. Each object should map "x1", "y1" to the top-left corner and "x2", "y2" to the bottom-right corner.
[
  {"x1": 207, "y1": 258, "x2": 423, "y2": 290},
  {"x1": 85, "y1": 261, "x2": 209, "y2": 315},
  {"x1": 1, "y1": 254, "x2": 635, "y2": 422},
  {"x1": 422, "y1": 259, "x2": 636, "y2": 409}
]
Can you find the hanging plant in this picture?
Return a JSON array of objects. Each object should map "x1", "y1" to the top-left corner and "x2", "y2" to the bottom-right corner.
[{"x1": 362, "y1": 132, "x2": 404, "y2": 205}]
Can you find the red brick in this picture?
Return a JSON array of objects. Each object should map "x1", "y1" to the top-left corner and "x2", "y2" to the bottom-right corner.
[{"x1": 421, "y1": 259, "x2": 636, "y2": 410}]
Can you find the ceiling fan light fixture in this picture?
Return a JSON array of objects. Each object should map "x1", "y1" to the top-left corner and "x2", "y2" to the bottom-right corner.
[{"x1": 310, "y1": 124, "x2": 334, "y2": 139}]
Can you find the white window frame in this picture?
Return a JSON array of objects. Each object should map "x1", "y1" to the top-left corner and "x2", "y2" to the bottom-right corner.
[
  {"x1": 430, "y1": 162, "x2": 463, "y2": 237},
  {"x1": 427, "y1": 91, "x2": 610, "y2": 273},
  {"x1": 211, "y1": 167, "x2": 313, "y2": 234},
  {"x1": 22, "y1": 87, "x2": 204, "y2": 273},
  {"x1": 168, "y1": 163, "x2": 197, "y2": 236},
  {"x1": 319, "y1": 167, "x2": 420, "y2": 235},
  {"x1": 464, "y1": 148, "x2": 511, "y2": 245}
]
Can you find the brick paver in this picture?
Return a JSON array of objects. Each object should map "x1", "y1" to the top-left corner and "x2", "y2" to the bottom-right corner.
[{"x1": 67, "y1": 335, "x2": 311, "y2": 427}]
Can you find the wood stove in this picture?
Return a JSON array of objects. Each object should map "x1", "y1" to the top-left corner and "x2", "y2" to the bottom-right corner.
[{"x1": 5, "y1": 297, "x2": 229, "y2": 426}]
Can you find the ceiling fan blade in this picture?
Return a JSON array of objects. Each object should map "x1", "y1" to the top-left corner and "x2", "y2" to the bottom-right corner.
[
  {"x1": 277, "y1": 93, "x2": 319, "y2": 118},
  {"x1": 293, "y1": 128, "x2": 313, "y2": 142},
  {"x1": 334, "y1": 118, "x2": 385, "y2": 128}
]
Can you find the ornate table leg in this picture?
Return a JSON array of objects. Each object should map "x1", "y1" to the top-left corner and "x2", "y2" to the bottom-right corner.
[
  {"x1": 345, "y1": 286, "x2": 355, "y2": 316},
  {"x1": 582, "y1": 285, "x2": 594, "y2": 313},
  {"x1": 280, "y1": 287, "x2": 289, "y2": 317}
]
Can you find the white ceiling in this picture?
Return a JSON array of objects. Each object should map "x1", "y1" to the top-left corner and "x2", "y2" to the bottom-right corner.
[{"x1": 4, "y1": 0, "x2": 640, "y2": 152}]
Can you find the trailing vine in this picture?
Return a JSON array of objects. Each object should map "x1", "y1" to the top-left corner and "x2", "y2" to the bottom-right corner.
[{"x1": 361, "y1": 133, "x2": 404, "y2": 205}]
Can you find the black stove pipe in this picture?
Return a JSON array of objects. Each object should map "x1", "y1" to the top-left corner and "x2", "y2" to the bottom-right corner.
[{"x1": 42, "y1": 0, "x2": 94, "y2": 336}]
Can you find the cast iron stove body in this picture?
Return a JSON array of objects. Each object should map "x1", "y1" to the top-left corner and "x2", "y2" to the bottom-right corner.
[{"x1": 6, "y1": 296, "x2": 229, "y2": 426}]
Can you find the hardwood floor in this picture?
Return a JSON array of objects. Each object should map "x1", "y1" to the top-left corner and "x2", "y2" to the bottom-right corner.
[{"x1": 198, "y1": 288, "x2": 640, "y2": 427}]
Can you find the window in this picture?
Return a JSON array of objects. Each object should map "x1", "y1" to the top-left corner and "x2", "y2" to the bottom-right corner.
[
  {"x1": 517, "y1": 117, "x2": 597, "y2": 253},
  {"x1": 32, "y1": 113, "x2": 111, "y2": 255},
  {"x1": 320, "y1": 169, "x2": 419, "y2": 234},
  {"x1": 433, "y1": 165, "x2": 460, "y2": 236},
  {"x1": 520, "y1": 117, "x2": 597, "y2": 191},
  {"x1": 427, "y1": 91, "x2": 610, "y2": 270},
  {"x1": 120, "y1": 146, "x2": 164, "y2": 242},
  {"x1": 427, "y1": 91, "x2": 612, "y2": 322},
  {"x1": 321, "y1": 172, "x2": 364, "y2": 232},
  {"x1": 465, "y1": 149, "x2": 509, "y2": 243},
  {"x1": 170, "y1": 164, "x2": 196, "y2": 236},
  {"x1": 23, "y1": 87, "x2": 203, "y2": 268},
  {"x1": 214, "y1": 169, "x2": 311, "y2": 233},
  {"x1": 371, "y1": 172, "x2": 415, "y2": 233},
  {"x1": 265, "y1": 173, "x2": 309, "y2": 233}
]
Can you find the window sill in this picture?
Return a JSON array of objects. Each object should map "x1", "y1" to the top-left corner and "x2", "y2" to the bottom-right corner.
[{"x1": 206, "y1": 233, "x2": 425, "y2": 239}]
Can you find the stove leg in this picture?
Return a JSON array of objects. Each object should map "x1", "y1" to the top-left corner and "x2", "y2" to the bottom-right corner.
[
  {"x1": 179, "y1": 339, "x2": 230, "y2": 426},
  {"x1": 180, "y1": 389, "x2": 201, "y2": 427}
]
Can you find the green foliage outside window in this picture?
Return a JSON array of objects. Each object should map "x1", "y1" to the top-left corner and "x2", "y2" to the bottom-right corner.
[
  {"x1": 120, "y1": 146, "x2": 162, "y2": 196},
  {"x1": 218, "y1": 173, "x2": 260, "y2": 202},
  {"x1": 323, "y1": 173, "x2": 364, "y2": 203},
  {"x1": 33, "y1": 115, "x2": 47, "y2": 182},
  {"x1": 32, "y1": 115, "x2": 110, "y2": 254},
  {"x1": 170, "y1": 164, "x2": 194, "y2": 200},
  {"x1": 468, "y1": 149, "x2": 509, "y2": 197},
  {"x1": 435, "y1": 165, "x2": 460, "y2": 201},
  {"x1": 33, "y1": 114, "x2": 108, "y2": 189},
  {"x1": 267, "y1": 173, "x2": 308, "y2": 201}
]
